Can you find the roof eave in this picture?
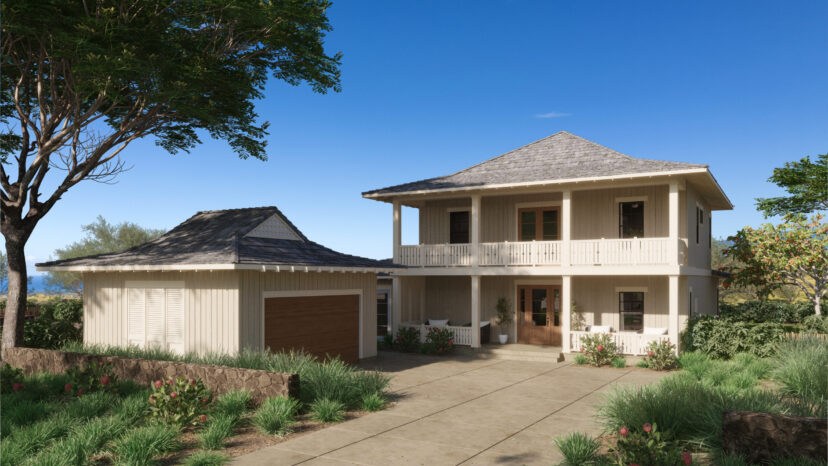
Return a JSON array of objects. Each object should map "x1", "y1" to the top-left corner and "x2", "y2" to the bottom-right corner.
[{"x1": 35, "y1": 263, "x2": 401, "y2": 274}]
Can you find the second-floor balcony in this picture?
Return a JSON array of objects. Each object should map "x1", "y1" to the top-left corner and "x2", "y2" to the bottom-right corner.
[{"x1": 397, "y1": 237, "x2": 687, "y2": 268}]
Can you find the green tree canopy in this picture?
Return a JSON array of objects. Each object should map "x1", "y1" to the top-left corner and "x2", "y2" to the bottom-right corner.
[
  {"x1": 756, "y1": 153, "x2": 827, "y2": 217},
  {"x1": 0, "y1": 0, "x2": 342, "y2": 348},
  {"x1": 724, "y1": 215, "x2": 828, "y2": 315},
  {"x1": 46, "y1": 216, "x2": 165, "y2": 294}
]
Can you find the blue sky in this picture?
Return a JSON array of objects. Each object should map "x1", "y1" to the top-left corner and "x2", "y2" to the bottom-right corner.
[{"x1": 27, "y1": 0, "x2": 828, "y2": 272}]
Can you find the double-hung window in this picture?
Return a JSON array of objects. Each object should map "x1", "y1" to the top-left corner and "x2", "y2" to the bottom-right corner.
[
  {"x1": 449, "y1": 210, "x2": 470, "y2": 244},
  {"x1": 619, "y1": 202, "x2": 644, "y2": 238},
  {"x1": 619, "y1": 291, "x2": 644, "y2": 331}
]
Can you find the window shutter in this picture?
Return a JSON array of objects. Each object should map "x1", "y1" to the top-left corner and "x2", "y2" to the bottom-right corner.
[
  {"x1": 127, "y1": 288, "x2": 145, "y2": 345},
  {"x1": 146, "y1": 288, "x2": 166, "y2": 348},
  {"x1": 165, "y1": 288, "x2": 184, "y2": 354}
]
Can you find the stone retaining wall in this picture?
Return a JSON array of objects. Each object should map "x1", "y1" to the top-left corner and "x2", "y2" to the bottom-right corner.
[
  {"x1": 1, "y1": 347, "x2": 298, "y2": 403},
  {"x1": 722, "y1": 410, "x2": 827, "y2": 463}
]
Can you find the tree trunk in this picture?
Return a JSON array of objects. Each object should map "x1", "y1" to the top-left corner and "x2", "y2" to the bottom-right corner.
[
  {"x1": 1, "y1": 230, "x2": 30, "y2": 350},
  {"x1": 816, "y1": 295, "x2": 822, "y2": 316}
]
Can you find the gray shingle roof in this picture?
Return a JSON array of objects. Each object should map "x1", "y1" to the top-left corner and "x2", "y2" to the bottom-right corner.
[
  {"x1": 364, "y1": 131, "x2": 707, "y2": 197},
  {"x1": 36, "y1": 207, "x2": 397, "y2": 270}
]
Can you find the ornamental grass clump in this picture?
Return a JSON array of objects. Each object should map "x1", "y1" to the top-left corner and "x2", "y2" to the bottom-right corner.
[
  {"x1": 182, "y1": 451, "x2": 231, "y2": 466},
  {"x1": 199, "y1": 413, "x2": 236, "y2": 450},
  {"x1": 553, "y1": 432, "x2": 600, "y2": 465},
  {"x1": 579, "y1": 333, "x2": 619, "y2": 367},
  {"x1": 642, "y1": 340, "x2": 678, "y2": 371},
  {"x1": 213, "y1": 389, "x2": 252, "y2": 420},
  {"x1": 310, "y1": 398, "x2": 347, "y2": 423},
  {"x1": 148, "y1": 377, "x2": 212, "y2": 426},
  {"x1": 771, "y1": 336, "x2": 828, "y2": 417},
  {"x1": 109, "y1": 424, "x2": 181, "y2": 465},
  {"x1": 360, "y1": 392, "x2": 387, "y2": 412},
  {"x1": 253, "y1": 396, "x2": 300, "y2": 436}
]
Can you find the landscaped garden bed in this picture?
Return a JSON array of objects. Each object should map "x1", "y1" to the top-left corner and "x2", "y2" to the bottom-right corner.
[
  {"x1": 0, "y1": 345, "x2": 391, "y2": 465},
  {"x1": 555, "y1": 335, "x2": 828, "y2": 465}
]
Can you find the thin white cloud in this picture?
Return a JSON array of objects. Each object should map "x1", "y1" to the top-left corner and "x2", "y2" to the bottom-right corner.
[{"x1": 535, "y1": 111, "x2": 571, "y2": 118}]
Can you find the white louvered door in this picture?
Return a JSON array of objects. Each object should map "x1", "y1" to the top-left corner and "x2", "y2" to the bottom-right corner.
[
  {"x1": 165, "y1": 288, "x2": 184, "y2": 354},
  {"x1": 126, "y1": 282, "x2": 185, "y2": 354}
]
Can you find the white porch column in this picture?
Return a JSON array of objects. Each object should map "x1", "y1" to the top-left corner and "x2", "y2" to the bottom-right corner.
[
  {"x1": 669, "y1": 181, "x2": 680, "y2": 266},
  {"x1": 392, "y1": 200, "x2": 402, "y2": 264},
  {"x1": 391, "y1": 277, "x2": 402, "y2": 337},
  {"x1": 561, "y1": 190, "x2": 571, "y2": 267},
  {"x1": 471, "y1": 275, "x2": 481, "y2": 348},
  {"x1": 471, "y1": 194, "x2": 481, "y2": 267},
  {"x1": 562, "y1": 275, "x2": 572, "y2": 352},
  {"x1": 668, "y1": 275, "x2": 679, "y2": 352}
]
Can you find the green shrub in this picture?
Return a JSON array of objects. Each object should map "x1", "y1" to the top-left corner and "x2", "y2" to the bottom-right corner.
[
  {"x1": 421, "y1": 326, "x2": 455, "y2": 355},
  {"x1": 148, "y1": 377, "x2": 212, "y2": 426},
  {"x1": 643, "y1": 340, "x2": 677, "y2": 370},
  {"x1": 254, "y1": 396, "x2": 299, "y2": 436},
  {"x1": 574, "y1": 354, "x2": 588, "y2": 365},
  {"x1": 718, "y1": 300, "x2": 812, "y2": 324},
  {"x1": 611, "y1": 423, "x2": 690, "y2": 465},
  {"x1": 394, "y1": 326, "x2": 421, "y2": 352},
  {"x1": 635, "y1": 359, "x2": 649, "y2": 368},
  {"x1": 199, "y1": 413, "x2": 236, "y2": 450},
  {"x1": 771, "y1": 337, "x2": 828, "y2": 417},
  {"x1": 579, "y1": 333, "x2": 619, "y2": 367},
  {"x1": 683, "y1": 316, "x2": 783, "y2": 359},
  {"x1": 65, "y1": 360, "x2": 119, "y2": 396},
  {"x1": 310, "y1": 398, "x2": 346, "y2": 423},
  {"x1": 553, "y1": 432, "x2": 600, "y2": 465},
  {"x1": 213, "y1": 389, "x2": 252, "y2": 420},
  {"x1": 0, "y1": 364, "x2": 24, "y2": 394},
  {"x1": 360, "y1": 392, "x2": 386, "y2": 412},
  {"x1": 612, "y1": 357, "x2": 627, "y2": 368},
  {"x1": 110, "y1": 424, "x2": 181, "y2": 465},
  {"x1": 182, "y1": 451, "x2": 231, "y2": 466},
  {"x1": 23, "y1": 298, "x2": 83, "y2": 349},
  {"x1": 801, "y1": 314, "x2": 828, "y2": 333}
]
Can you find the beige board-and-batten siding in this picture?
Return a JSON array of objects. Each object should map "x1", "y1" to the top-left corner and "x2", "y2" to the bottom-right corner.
[
  {"x1": 238, "y1": 270, "x2": 377, "y2": 359},
  {"x1": 83, "y1": 271, "x2": 240, "y2": 355},
  {"x1": 84, "y1": 270, "x2": 377, "y2": 358}
]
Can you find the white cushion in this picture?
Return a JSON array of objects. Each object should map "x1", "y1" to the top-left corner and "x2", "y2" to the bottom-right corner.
[
  {"x1": 589, "y1": 325, "x2": 613, "y2": 333},
  {"x1": 643, "y1": 327, "x2": 667, "y2": 335},
  {"x1": 427, "y1": 319, "x2": 449, "y2": 327},
  {"x1": 480, "y1": 321, "x2": 490, "y2": 327}
]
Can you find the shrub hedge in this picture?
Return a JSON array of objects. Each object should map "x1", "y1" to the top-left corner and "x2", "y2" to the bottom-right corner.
[
  {"x1": 718, "y1": 300, "x2": 813, "y2": 324},
  {"x1": 681, "y1": 315, "x2": 783, "y2": 359}
]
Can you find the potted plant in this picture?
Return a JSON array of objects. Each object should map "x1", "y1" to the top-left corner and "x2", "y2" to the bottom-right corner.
[{"x1": 494, "y1": 297, "x2": 513, "y2": 344}]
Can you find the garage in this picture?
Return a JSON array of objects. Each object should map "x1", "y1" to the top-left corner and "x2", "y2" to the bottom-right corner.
[{"x1": 264, "y1": 293, "x2": 360, "y2": 364}]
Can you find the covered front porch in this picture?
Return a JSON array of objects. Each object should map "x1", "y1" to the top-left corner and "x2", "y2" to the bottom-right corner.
[{"x1": 391, "y1": 274, "x2": 690, "y2": 355}]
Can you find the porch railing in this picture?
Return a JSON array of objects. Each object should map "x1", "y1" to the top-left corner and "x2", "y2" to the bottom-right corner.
[
  {"x1": 398, "y1": 244, "x2": 472, "y2": 267},
  {"x1": 479, "y1": 240, "x2": 562, "y2": 266},
  {"x1": 402, "y1": 323, "x2": 473, "y2": 346},
  {"x1": 569, "y1": 330, "x2": 669, "y2": 355},
  {"x1": 569, "y1": 238, "x2": 673, "y2": 266}
]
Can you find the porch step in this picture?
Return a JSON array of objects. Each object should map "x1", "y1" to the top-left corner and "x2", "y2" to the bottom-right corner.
[{"x1": 460, "y1": 344, "x2": 565, "y2": 363}]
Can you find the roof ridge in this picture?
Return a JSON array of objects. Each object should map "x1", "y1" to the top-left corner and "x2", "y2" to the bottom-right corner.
[
  {"x1": 449, "y1": 131, "x2": 568, "y2": 176},
  {"x1": 195, "y1": 206, "x2": 277, "y2": 215}
]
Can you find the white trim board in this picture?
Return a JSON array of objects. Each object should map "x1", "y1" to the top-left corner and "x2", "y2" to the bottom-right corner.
[
  {"x1": 615, "y1": 286, "x2": 648, "y2": 293},
  {"x1": 260, "y1": 289, "x2": 364, "y2": 360},
  {"x1": 37, "y1": 263, "x2": 397, "y2": 274}
]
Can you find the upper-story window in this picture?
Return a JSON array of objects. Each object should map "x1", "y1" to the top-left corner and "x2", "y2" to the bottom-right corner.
[
  {"x1": 619, "y1": 201, "x2": 644, "y2": 238},
  {"x1": 519, "y1": 207, "x2": 559, "y2": 241},
  {"x1": 449, "y1": 210, "x2": 470, "y2": 244}
]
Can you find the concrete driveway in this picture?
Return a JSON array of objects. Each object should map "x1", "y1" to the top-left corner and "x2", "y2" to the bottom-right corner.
[{"x1": 234, "y1": 352, "x2": 666, "y2": 466}]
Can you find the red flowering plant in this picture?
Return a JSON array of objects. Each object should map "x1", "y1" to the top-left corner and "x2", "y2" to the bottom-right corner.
[
  {"x1": 579, "y1": 333, "x2": 618, "y2": 367},
  {"x1": 148, "y1": 377, "x2": 212, "y2": 426},
  {"x1": 642, "y1": 339, "x2": 677, "y2": 371},
  {"x1": 611, "y1": 422, "x2": 692, "y2": 465},
  {"x1": 65, "y1": 360, "x2": 118, "y2": 396},
  {"x1": 394, "y1": 326, "x2": 421, "y2": 353},
  {"x1": 422, "y1": 326, "x2": 455, "y2": 355},
  {"x1": 0, "y1": 364, "x2": 25, "y2": 394}
]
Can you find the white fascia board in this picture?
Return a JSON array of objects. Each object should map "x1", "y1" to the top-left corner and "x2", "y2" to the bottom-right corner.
[
  {"x1": 388, "y1": 265, "x2": 683, "y2": 277},
  {"x1": 36, "y1": 263, "x2": 399, "y2": 274},
  {"x1": 362, "y1": 168, "x2": 710, "y2": 200}
]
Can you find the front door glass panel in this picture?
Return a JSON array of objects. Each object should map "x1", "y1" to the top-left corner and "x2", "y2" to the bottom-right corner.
[{"x1": 531, "y1": 289, "x2": 548, "y2": 326}]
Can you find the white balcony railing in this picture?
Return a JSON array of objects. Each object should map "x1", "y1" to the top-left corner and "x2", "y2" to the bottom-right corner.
[
  {"x1": 397, "y1": 238, "x2": 680, "y2": 268},
  {"x1": 479, "y1": 241, "x2": 562, "y2": 266},
  {"x1": 570, "y1": 238, "x2": 673, "y2": 266},
  {"x1": 402, "y1": 323, "x2": 474, "y2": 346},
  {"x1": 569, "y1": 330, "x2": 669, "y2": 355}
]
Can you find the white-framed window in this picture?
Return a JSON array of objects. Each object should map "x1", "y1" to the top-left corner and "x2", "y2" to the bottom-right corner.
[{"x1": 126, "y1": 281, "x2": 185, "y2": 354}]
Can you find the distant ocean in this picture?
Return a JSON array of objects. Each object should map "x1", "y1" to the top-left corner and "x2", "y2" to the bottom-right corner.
[{"x1": 28, "y1": 274, "x2": 71, "y2": 294}]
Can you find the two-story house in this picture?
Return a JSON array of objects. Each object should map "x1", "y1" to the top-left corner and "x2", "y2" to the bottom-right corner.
[{"x1": 363, "y1": 132, "x2": 732, "y2": 355}]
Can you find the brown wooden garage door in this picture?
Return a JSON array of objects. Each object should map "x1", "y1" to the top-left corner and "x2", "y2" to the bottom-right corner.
[{"x1": 264, "y1": 294, "x2": 359, "y2": 364}]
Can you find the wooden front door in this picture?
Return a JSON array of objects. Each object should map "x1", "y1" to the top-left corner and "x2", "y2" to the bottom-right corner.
[{"x1": 517, "y1": 285, "x2": 562, "y2": 346}]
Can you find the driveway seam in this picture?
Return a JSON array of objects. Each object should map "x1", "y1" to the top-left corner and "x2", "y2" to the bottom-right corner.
[
  {"x1": 455, "y1": 368, "x2": 633, "y2": 465},
  {"x1": 292, "y1": 360, "x2": 572, "y2": 465}
]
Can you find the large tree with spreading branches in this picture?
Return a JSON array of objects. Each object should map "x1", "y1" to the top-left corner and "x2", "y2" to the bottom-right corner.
[
  {"x1": 724, "y1": 215, "x2": 828, "y2": 315},
  {"x1": 755, "y1": 153, "x2": 827, "y2": 218},
  {"x1": 0, "y1": 0, "x2": 342, "y2": 349}
]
